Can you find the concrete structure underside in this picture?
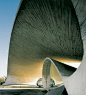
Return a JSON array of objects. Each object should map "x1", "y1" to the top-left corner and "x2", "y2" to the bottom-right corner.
[{"x1": 5, "y1": 0, "x2": 86, "y2": 95}]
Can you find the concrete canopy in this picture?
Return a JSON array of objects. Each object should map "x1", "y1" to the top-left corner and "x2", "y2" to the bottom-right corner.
[{"x1": 5, "y1": 0, "x2": 83, "y2": 85}]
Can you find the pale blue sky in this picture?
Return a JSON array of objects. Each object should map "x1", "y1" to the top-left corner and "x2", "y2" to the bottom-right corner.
[{"x1": 0, "y1": 0, "x2": 21, "y2": 77}]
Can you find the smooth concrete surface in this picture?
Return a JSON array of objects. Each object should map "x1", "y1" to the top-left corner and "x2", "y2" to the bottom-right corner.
[
  {"x1": 63, "y1": 54, "x2": 86, "y2": 95},
  {"x1": 42, "y1": 58, "x2": 76, "y2": 90},
  {"x1": 65, "y1": 1, "x2": 86, "y2": 94},
  {"x1": 5, "y1": 0, "x2": 83, "y2": 85},
  {"x1": 0, "y1": 84, "x2": 62, "y2": 89},
  {"x1": 42, "y1": 55, "x2": 86, "y2": 94},
  {"x1": 0, "y1": 85, "x2": 38, "y2": 89}
]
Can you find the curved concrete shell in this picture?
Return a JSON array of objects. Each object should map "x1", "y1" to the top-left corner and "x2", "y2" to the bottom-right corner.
[
  {"x1": 5, "y1": 0, "x2": 83, "y2": 87},
  {"x1": 42, "y1": 53, "x2": 86, "y2": 95},
  {"x1": 71, "y1": 0, "x2": 86, "y2": 39},
  {"x1": 42, "y1": 58, "x2": 76, "y2": 90}
]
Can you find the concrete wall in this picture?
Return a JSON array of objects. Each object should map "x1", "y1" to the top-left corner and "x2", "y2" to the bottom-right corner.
[{"x1": 5, "y1": 0, "x2": 83, "y2": 85}]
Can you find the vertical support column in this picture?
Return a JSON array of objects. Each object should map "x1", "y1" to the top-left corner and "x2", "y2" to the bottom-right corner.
[{"x1": 42, "y1": 59, "x2": 51, "y2": 91}]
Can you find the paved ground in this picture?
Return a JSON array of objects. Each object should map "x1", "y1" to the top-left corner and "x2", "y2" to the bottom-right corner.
[
  {"x1": 0, "y1": 89, "x2": 47, "y2": 95},
  {"x1": 46, "y1": 85, "x2": 68, "y2": 95},
  {"x1": 0, "y1": 84, "x2": 63, "y2": 95},
  {"x1": 0, "y1": 85, "x2": 68, "y2": 95}
]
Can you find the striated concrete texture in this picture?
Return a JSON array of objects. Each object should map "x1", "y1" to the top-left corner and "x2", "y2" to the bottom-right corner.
[
  {"x1": 71, "y1": 0, "x2": 86, "y2": 40},
  {"x1": 5, "y1": 0, "x2": 83, "y2": 85},
  {"x1": 64, "y1": 1, "x2": 86, "y2": 95}
]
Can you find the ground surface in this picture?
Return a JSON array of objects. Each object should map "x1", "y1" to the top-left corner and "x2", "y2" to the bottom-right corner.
[
  {"x1": 0, "y1": 89, "x2": 47, "y2": 95},
  {"x1": 0, "y1": 84, "x2": 65, "y2": 95}
]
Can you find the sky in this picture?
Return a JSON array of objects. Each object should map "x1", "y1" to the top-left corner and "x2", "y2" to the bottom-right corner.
[{"x1": 0, "y1": 0, "x2": 21, "y2": 77}]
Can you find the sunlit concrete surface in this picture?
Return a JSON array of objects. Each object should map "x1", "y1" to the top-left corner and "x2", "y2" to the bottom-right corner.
[
  {"x1": 0, "y1": 83, "x2": 63, "y2": 89},
  {"x1": 0, "y1": 85, "x2": 38, "y2": 89},
  {"x1": 5, "y1": 0, "x2": 83, "y2": 86},
  {"x1": 0, "y1": 84, "x2": 64, "y2": 95},
  {"x1": 42, "y1": 58, "x2": 76, "y2": 90},
  {"x1": 4, "y1": 0, "x2": 86, "y2": 94},
  {"x1": 65, "y1": 0, "x2": 86, "y2": 95},
  {"x1": 51, "y1": 57, "x2": 81, "y2": 68},
  {"x1": 42, "y1": 54, "x2": 86, "y2": 95}
]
